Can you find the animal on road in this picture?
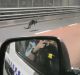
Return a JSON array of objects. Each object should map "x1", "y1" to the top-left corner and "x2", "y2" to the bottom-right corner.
[{"x1": 24, "y1": 20, "x2": 38, "y2": 29}]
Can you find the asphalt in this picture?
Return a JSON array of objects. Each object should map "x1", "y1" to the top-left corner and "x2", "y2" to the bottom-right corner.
[{"x1": 0, "y1": 12, "x2": 80, "y2": 43}]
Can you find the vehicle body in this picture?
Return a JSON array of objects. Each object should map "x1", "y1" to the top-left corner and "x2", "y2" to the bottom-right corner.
[
  {"x1": 3, "y1": 23, "x2": 80, "y2": 75},
  {"x1": 5, "y1": 41, "x2": 39, "y2": 75}
]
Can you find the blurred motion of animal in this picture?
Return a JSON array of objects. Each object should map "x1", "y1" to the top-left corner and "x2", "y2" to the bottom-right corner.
[{"x1": 24, "y1": 20, "x2": 37, "y2": 29}]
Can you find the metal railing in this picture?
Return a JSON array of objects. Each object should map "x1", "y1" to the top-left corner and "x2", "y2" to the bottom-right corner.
[{"x1": 0, "y1": 6, "x2": 80, "y2": 21}]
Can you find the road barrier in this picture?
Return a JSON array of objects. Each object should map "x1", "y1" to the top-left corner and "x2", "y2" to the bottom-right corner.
[{"x1": 0, "y1": 6, "x2": 80, "y2": 21}]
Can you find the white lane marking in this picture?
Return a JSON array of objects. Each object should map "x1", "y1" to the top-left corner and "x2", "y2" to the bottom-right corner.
[
  {"x1": 68, "y1": 23, "x2": 78, "y2": 27},
  {"x1": 35, "y1": 30, "x2": 52, "y2": 35}
]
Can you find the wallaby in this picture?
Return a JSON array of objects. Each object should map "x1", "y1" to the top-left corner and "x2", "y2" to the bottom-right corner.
[{"x1": 24, "y1": 20, "x2": 37, "y2": 29}]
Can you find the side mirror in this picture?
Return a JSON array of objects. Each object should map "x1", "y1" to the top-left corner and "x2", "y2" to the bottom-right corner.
[{"x1": 0, "y1": 36, "x2": 71, "y2": 75}]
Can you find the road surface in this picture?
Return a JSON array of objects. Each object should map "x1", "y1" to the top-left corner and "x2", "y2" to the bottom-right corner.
[{"x1": 0, "y1": 12, "x2": 80, "y2": 43}]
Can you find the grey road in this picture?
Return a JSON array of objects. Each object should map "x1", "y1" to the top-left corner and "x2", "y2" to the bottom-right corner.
[{"x1": 0, "y1": 12, "x2": 80, "y2": 44}]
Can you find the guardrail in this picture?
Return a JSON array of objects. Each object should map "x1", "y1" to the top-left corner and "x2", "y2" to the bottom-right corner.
[{"x1": 0, "y1": 6, "x2": 80, "y2": 21}]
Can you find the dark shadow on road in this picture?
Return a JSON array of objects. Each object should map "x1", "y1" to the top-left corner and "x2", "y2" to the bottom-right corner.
[{"x1": 30, "y1": 29, "x2": 39, "y2": 32}]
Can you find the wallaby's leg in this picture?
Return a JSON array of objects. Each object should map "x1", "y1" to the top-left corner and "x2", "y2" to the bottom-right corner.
[
  {"x1": 34, "y1": 24, "x2": 36, "y2": 30},
  {"x1": 27, "y1": 24, "x2": 31, "y2": 29},
  {"x1": 24, "y1": 24, "x2": 31, "y2": 29}
]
